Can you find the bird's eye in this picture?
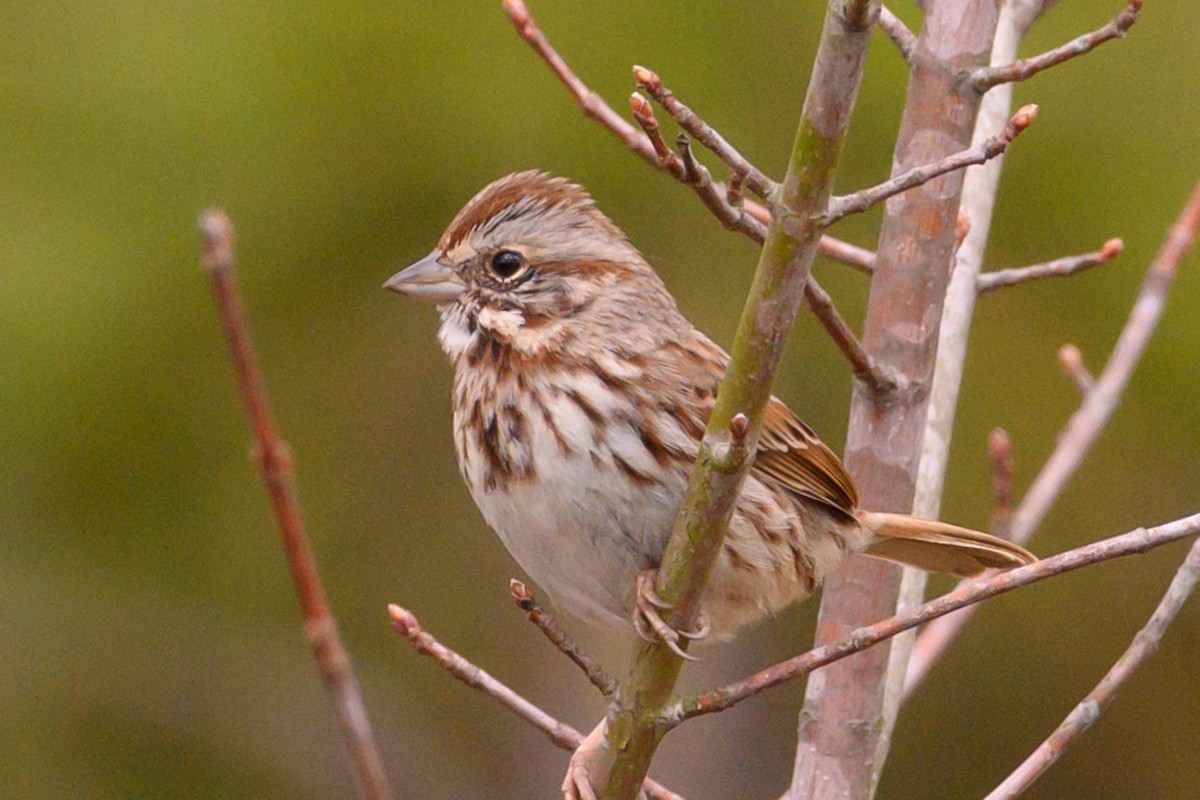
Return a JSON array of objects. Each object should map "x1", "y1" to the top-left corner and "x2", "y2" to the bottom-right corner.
[{"x1": 490, "y1": 250, "x2": 524, "y2": 279}]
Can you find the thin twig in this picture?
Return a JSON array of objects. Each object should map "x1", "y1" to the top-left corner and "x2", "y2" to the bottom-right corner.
[
  {"x1": 387, "y1": 605, "x2": 682, "y2": 800},
  {"x1": 675, "y1": 133, "x2": 769, "y2": 242},
  {"x1": 903, "y1": 177, "x2": 1200, "y2": 700},
  {"x1": 985, "y1": 536, "x2": 1200, "y2": 800},
  {"x1": 878, "y1": 5, "x2": 917, "y2": 63},
  {"x1": 1057, "y1": 344, "x2": 1096, "y2": 395},
  {"x1": 509, "y1": 580, "x2": 619, "y2": 697},
  {"x1": 198, "y1": 210, "x2": 393, "y2": 800},
  {"x1": 817, "y1": 237, "x2": 875, "y2": 273},
  {"x1": 670, "y1": 512, "x2": 1200, "y2": 723},
  {"x1": 988, "y1": 428, "x2": 1016, "y2": 538},
  {"x1": 634, "y1": 65, "x2": 776, "y2": 198},
  {"x1": 804, "y1": 277, "x2": 902, "y2": 395},
  {"x1": 502, "y1": 0, "x2": 876, "y2": 363},
  {"x1": 972, "y1": 1, "x2": 1144, "y2": 91},
  {"x1": 821, "y1": 105, "x2": 1039, "y2": 225},
  {"x1": 629, "y1": 92, "x2": 679, "y2": 169},
  {"x1": 598, "y1": 0, "x2": 882, "y2": 792},
  {"x1": 977, "y1": 238, "x2": 1123, "y2": 293}
]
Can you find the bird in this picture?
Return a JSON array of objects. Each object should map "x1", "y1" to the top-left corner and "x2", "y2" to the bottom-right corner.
[{"x1": 385, "y1": 170, "x2": 1033, "y2": 651}]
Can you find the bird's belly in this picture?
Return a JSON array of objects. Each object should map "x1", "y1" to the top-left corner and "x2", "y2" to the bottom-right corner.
[
  {"x1": 468, "y1": 446, "x2": 686, "y2": 627},
  {"x1": 452, "y1": 370, "x2": 697, "y2": 627}
]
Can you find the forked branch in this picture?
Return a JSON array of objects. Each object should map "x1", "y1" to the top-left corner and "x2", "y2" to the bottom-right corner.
[
  {"x1": 972, "y1": 1, "x2": 1144, "y2": 91},
  {"x1": 985, "y1": 536, "x2": 1200, "y2": 800},
  {"x1": 672, "y1": 512, "x2": 1200, "y2": 723},
  {"x1": 197, "y1": 211, "x2": 393, "y2": 800},
  {"x1": 878, "y1": 6, "x2": 917, "y2": 63},
  {"x1": 821, "y1": 105, "x2": 1039, "y2": 225},
  {"x1": 633, "y1": 65, "x2": 776, "y2": 198},
  {"x1": 904, "y1": 177, "x2": 1200, "y2": 699},
  {"x1": 388, "y1": 605, "x2": 682, "y2": 800},
  {"x1": 502, "y1": 0, "x2": 878, "y2": 290}
]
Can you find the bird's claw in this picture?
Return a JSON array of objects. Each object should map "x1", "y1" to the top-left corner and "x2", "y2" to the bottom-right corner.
[{"x1": 633, "y1": 569, "x2": 710, "y2": 662}]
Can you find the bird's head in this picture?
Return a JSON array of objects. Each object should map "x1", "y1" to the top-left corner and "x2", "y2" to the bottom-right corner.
[{"x1": 385, "y1": 171, "x2": 678, "y2": 359}]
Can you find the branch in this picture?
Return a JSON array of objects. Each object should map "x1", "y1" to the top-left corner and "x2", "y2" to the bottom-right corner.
[
  {"x1": 804, "y1": 277, "x2": 902, "y2": 395},
  {"x1": 793, "y1": 2, "x2": 1009, "y2": 795},
  {"x1": 972, "y1": 1, "x2": 1144, "y2": 91},
  {"x1": 985, "y1": 536, "x2": 1200, "y2": 800},
  {"x1": 987, "y1": 428, "x2": 1016, "y2": 538},
  {"x1": 510, "y1": 580, "x2": 619, "y2": 697},
  {"x1": 820, "y1": 104, "x2": 1039, "y2": 225},
  {"x1": 977, "y1": 238, "x2": 1123, "y2": 293},
  {"x1": 1057, "y1": 344, "x2": 1095, "y2": 395},
  {"x1": 595, "y1": 0, "x2": 882, "y2": 795},
  {"x1": 904, "y1": 177, "x2": 1200, "y2": 700},
  {"x1": 878, "y1": 6, "x2": 917, "y2": 63},
  {"x1": 387, "y1": 606, "x2": 682, "y2": 800},
  {"x1": 672, "y1": 512, "x2": 1200, "y2": 723},
  {"x1": 503, "y1": 0, "x2": 879, "y2": 379},
  {"x1": 817, "y1": 236, "x2": 875, "y2": 273},
  {"x1": 633, "y1": 65, "x2": 775, "y2": 198},
  {"x1": 197, "y1": 211, "x2": 394, "y2": 800}
]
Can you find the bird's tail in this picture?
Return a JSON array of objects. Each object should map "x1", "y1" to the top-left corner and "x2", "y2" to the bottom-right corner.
[{"x1": 856, "y1": 511, "x2": 1036, "y2": 577}]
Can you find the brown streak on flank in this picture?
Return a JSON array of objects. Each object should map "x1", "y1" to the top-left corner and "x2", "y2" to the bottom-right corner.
[
  {"x1": 789, "y1": 541, "x2": 817, "y2": 593},
  {"x1": 666, "y1": 403, "x2": 705, "y2": 441},
  {"x1": 635, "y1": 418, "x2": 676, "y2": 467},
  {"x1": 565, "y1": 388, "x2": 605, "y2": 428},
  {"x1": 590, "y1": 358, "x2": 630, "y2": 391},
  {"x1": 613, "y1": 454, "x2": 660, "y2": 487},
  {"x1": 533, "y1": 391, "x2": 572, "y2": 455},
  {"x1": 480, "y1": 415, "x2": 510, "y2": 488},
  {"x1": 723, "y1": 543, "x2": 753, "y2": 572}
]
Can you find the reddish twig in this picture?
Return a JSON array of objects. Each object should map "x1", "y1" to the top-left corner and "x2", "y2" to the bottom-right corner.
[
  {"x1": 387, "y1": 605, "x2": 682, "y2": 800},
  {"x1": 904, "y1": 177, "x2": 1200, "y2": 699},
  {"x1": 502, "y1": 0, "x2": 879, "y2": 371},
  {"x1": 820, "y1": 105, "x2": 1039, "y2": 225},
  {"x1": 670, "y1": 512, "x2": 1200, "y2": 723},
  {"x1": 985, "y1": 536, "x2": 1200, "y2": 800},
  {"x1": 1057, "y1": 344, "x2": 1096, "y2": 395},
  {"x1": 197, "y1": 210, "x2": 393, "y2": 800},
  {"x1": 972, "y1": 1, "x2": 1144, "y2": 91},
  {"x1": 977, "y1": 238, "x2": 1123, "y2": 293},
  {"x1": 803, "y1": 277, "x2": 902, "y2": 395},
  {"x1": 878, "y1": 5, "x2": 917, "y2": 63},
  {"x1": 987, "y1": 428, "x2": 1016, "y2": 538},
  {"x1": 633, "y1": 65, "x2": 775, "y2": 198},
  {"x1": 509, "y1": 580, "x2": 619, "y2": 697}
]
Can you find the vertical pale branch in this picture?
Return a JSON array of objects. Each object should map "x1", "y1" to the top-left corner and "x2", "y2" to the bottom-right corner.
[
  {"x1": 791, "y1": 2, "x2": 1000, "y2": 798},
  {"x1": 197, "y1": 212, "x2": 394, "y2": 800},
  {"x1": 904, "y1": 176, "x2": 1200, "y2": 697},
  {"x1": 596, "y1": 1, "x2": 881, "y2": 797}
]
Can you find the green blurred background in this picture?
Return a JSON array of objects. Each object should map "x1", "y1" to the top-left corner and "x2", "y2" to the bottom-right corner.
[{"x1": 3, "y1": 1, "x2": 1198, "y2": 798}]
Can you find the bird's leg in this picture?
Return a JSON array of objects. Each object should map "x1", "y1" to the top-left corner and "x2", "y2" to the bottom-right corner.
[{"x1": 632, "y1": 568, "x2": 710, "y2": 661}]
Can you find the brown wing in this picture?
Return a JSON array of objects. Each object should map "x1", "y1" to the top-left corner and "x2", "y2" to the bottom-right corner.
[
  {"x1": 665, "y1": 333, "x2": 858, "y2": 518},
  {"x1": 753, "y1": 397, "x2": 859, "y2": 518}
]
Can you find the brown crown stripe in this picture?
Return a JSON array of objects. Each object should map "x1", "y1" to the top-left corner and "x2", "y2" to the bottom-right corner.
[{"x1": 438, "y1": 171, "x2": 595, "y2": 252}]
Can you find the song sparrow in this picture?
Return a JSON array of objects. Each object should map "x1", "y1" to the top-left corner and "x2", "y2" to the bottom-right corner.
[{"x1": 385, "y1": 171, "x2": 1034, "y2": 651}]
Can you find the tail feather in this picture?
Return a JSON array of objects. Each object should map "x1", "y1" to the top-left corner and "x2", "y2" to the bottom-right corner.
[{"x1": 856, "y1": 511, "x2": 1036, "y2": 578}]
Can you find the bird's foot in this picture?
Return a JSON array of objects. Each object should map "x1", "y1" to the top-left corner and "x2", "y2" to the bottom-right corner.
[{"x1": 632, "y1": 569, "x2": 711, "y2": 662}]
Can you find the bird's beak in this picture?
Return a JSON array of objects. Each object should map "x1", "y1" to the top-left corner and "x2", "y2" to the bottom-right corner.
[{"x1": 383, "y1": 252, "x2": 465, "y2": 304}]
